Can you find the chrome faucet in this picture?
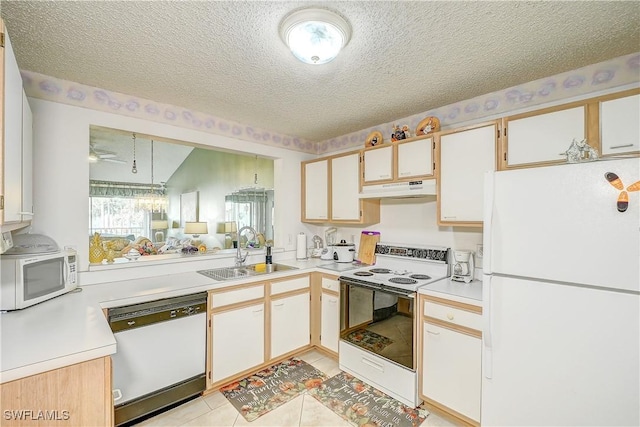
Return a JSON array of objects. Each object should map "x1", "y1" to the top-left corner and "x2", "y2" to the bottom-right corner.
[{"x1": 235, "y1": 225, "x2": 258, "y2": 266}]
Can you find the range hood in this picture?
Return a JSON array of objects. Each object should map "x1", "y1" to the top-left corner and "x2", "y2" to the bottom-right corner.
[{"x1": 359, "y1": 180, "x2": 437, "y2": 199}]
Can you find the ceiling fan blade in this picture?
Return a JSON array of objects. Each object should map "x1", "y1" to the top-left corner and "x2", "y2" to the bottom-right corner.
[
  {"x1": 97, "y1": 153, "x2": 118, "y2": 159},
  {"x1": 102, "y1": 158, "x2": 127, "y2": 164}
]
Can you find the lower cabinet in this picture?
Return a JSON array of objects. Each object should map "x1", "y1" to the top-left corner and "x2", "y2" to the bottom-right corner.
[
  {"x1": 271, "y1": 292, "x2": 310, "y2": 359},
  {"x1": 0, "y1": 357, "x2": 113, "y2": 427},
  {"x1": 419, "y1": 294, "x2": 482, "y2": 426},
  {"x1": 320, "y1": 277, "x2": 340, "y2": 354},
  {"x1": 207, "y1": 275, "x2": 312, "y2": 389},
  {"x1": 211, "y1": 302, "x2": 265, "y2": 383}
]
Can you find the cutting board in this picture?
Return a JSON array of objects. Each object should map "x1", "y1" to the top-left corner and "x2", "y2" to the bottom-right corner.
[{"x1": 358, "y1": 231, "x2": 380, "y2": 265}]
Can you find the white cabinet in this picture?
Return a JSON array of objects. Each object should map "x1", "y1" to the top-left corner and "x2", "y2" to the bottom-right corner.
[
  {"x1": 397, "y1": 136, "x2": 434, "y2": 179},
  {"x1": 363, "y1": 145, "x2": 393, "y2": 183},
  {"x1": 438, "y1": 122, "x2": 497, "y2": 225},
  {"x1": 271, "y1": 292, "x2": 310, "y2": 358},
  {"x1": 302, "y1": 151, "x2": 379, "y2": 225},
  {"x1": 600, "y1": 92, "x2": 640, "y2": 155},
  {"x1": 331, "y1": 151, "x2": 361, "y2": 221},
  {"x1": 320, "y1": 277, "x2": 340, "y2": 354},
  {"x1": 362, "y1": 136, "x2": 434, "y2": 185},
  {"x1": 302, "y1": 159, "x2": 328, "y2": 221},
  {"x1": 1, "y1": 22, "x2": 33, "y2": 227},
  {"x1": 211, "y1": 302, "x2": 265, "y2": 383},
  {"x1": 422, "y1": 323, "x2": 481, "y2": 422},
  {"x1": 420, "y1": 295, "x2": 483, "y2": 425},
  {"x1": 503, "y1": 105, "x2": 586, "y2": 167}
]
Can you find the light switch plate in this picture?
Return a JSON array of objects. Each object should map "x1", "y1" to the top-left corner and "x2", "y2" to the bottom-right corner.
[{"x1": 476, "y1": 244, "x2": 484, "y2": 258}]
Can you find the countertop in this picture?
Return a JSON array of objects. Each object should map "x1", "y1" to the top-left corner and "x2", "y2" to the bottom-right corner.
[
  {"x1": 0, "y1": 256, "x2": 359, "y2": 384},
  {"x1": 418, "y1": 277, "x2": 483, "y2": 306}
]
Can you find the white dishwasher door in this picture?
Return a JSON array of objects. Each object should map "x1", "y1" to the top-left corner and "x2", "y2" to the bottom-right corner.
[{"x1": 112, "y1": 312, "x2": 206, "y2": 404}]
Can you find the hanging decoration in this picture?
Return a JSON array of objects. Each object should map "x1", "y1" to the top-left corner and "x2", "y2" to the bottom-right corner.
[{"x1": 131, "y1": 132, "x2": 138, "y2": 174}]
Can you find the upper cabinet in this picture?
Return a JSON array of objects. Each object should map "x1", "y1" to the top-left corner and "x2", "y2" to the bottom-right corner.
[
  {"x1": 501, "y1": 103, "x2": 587, "y2": 169},
  {"x1": 1, "y1": 20, "x2": 33, "y2": 229},
  {"x1": 301, "y1": 150, "x2": 379, "y2": 225},
  {"x1": 437, "y1": 121, "x2": 498, "y2": 226},
  {"x1": 302, "y1": 158, "x2": 329, "y2": 221},
  {"x1": 362, "y1": 135, "x2": 434, "y2": 185},
  {"x1": 599, "y1": 90, "x2": 640, "y2": 156},
  {"x1": 500, "y1": 88, "x2": 640, "y2": 169}
]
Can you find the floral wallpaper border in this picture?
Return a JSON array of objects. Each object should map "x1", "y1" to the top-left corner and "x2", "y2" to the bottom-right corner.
[
  {"x1": 318, "y1": 52, "x2": 640, "y2": 154},
  {"x1": 21, "y1": 52, "x2": 639, "y2": 155},
  {"x1": 20, "y1": 70, "x2": 318, "y2": 154}
]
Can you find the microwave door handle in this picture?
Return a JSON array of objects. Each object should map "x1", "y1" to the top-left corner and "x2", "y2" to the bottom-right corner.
[{"x1": 63, "y1": 258, "x2": 69, "y2": 283}]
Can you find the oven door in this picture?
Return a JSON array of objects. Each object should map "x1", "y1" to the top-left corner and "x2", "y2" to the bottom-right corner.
[{"x1": 339, "y1": 278, "x2": 416, "y2": 370}]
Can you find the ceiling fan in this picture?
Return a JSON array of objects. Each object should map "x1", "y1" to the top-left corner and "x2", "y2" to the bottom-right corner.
[{"x1": 89, "y1": 143, "x2": 126, "y2": 164}]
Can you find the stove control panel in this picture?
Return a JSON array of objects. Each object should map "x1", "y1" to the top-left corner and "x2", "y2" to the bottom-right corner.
[{"x1": 375, "y1": 244, "x2": 449, "y2": 263}]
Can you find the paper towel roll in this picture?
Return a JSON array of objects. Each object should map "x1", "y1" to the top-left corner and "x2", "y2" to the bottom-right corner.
[{"x1": 296, "y1": 232, "x2": 307, "y2": 260}]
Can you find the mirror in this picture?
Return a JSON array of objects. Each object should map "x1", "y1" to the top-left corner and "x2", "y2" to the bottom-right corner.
[{"x1": 89, "y1": 126, "x2": 274, "y2": 258}]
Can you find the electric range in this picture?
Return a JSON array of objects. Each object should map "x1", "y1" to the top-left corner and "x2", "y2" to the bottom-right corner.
[{"x1": 338, "y1": 242, "x2": 450, "y2": 408}]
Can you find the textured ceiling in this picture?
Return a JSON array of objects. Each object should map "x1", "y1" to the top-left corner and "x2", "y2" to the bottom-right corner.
[{"x1": 2, "y1": 1, "x2": 639, "y2": 142}]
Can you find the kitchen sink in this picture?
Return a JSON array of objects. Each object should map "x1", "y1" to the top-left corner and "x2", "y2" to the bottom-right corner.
[{"x1": 197, "y1": 263, "x2": 297, "y2": 281}]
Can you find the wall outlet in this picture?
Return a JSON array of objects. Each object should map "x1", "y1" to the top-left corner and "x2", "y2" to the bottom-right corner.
[{"x1": 476, "y1": 244, "x2": 484, "y2": 258}]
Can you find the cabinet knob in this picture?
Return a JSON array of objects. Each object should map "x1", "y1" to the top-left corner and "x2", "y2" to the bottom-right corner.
[{"x1": 447, "y1": 313, "x2": 454, "y2": 320}]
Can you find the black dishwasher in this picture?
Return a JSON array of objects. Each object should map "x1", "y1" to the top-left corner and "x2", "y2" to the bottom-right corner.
[{"x1": 108, "y1": 292, "x2": 207, "y2": 426}]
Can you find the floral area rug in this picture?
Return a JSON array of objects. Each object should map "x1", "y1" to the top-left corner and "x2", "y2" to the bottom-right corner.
[
  {"x1": 309, "y1": 371, "x2": 429, "y2": 427},
  {"x1": 219, "y1": 357, "x2": 327, "y2": 422},
  {"x1": 344, "y1": 329, "x2": 394, "y2": 354}
]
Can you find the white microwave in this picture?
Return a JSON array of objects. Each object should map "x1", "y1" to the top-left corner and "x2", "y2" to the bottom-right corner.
[{"x1": 1, "y1": 249, "x2": 78, "y2": 311}]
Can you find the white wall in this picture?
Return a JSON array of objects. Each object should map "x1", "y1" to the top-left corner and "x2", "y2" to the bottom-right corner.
[{"x1": 28, "y1": 98, "x2": 316, "y2": 273}]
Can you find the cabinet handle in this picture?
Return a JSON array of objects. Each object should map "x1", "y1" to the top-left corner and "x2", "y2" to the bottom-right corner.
[
  {"x1": 361, "y1": 357, "x2": 385, "y2": 372},
  {"x1": 609, "y1": 144, "x2": 634, "y2": 149},
  {"x1": 399, "y1": 172, "x2": 410, "y2": 176},
  {"x1": 127, "y1": 320, "x2": 136, "y2": 326},
  {"x1": 274, "y1": 303, "x2": 285, "y2": 307},
  {"x1": 443, "y1": 216, "x2": 457, "y2": 220},
  {"x1": 328, "y1": 299, "x2": 337, "y2": 304},
  {"x1": 379, "y1": 174, "x2": 391, "y2": 178},
  {"x1": 18, "y1": 211, "x2": 34, "y2": 216},
  {"x1": 426, "y1": 330, "x2": 440, "y2": 335},
  {"x1": 253, "y1": 308, "x2": 264, "y2": 314}
]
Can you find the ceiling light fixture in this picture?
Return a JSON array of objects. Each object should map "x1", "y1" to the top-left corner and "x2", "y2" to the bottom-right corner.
[{"x1": 279, "y1": 8, "x2": 351, "y2": 65}]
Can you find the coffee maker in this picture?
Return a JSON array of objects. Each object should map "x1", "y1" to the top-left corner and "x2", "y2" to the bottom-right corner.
[{"x1": 451, "y1": 250, "x2": 475, "y2": 283}]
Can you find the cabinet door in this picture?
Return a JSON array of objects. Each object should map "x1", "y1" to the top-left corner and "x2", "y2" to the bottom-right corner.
[
  {"x1": 439, "y1": 123, "x2": 496, "y2": 224},
  {"x1": 422, "y1": 322, "x2": 481, "y2": 422},
  {"x1": 211, "y1": 303, "x2": 264, "y2": 382},
  {"x1": 271, "y1": 292, "x2": 310, "y2": 358},
  {"x1": 331, "y1": 152, "x2": 361, "y2": 221},
  {"x1": 2, "y1": 29, "x2": 24, "y2": 223},
  {"x1": 303, "y1": 159, "x2": 328, "y2": 221},
  {"x1": 320, "y1": 291, "x2": 339, "y2": 353},
  {"x1": 505, "y1": 106, "x2": 585, "y2": 167},
  {"x1": 600, "y1": 93, "x2": 640, "y2": 155},
  {"x1": 363, "y1": 145, "x2": 393, "y2": 183},
  {"x1": 397, "y1": 137, "x2": 433, "y2": 179}
]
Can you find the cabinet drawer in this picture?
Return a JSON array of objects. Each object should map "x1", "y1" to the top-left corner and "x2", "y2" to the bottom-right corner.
[
  {"x1": 424, "y1": 301, "x2": 481, "y2": 331},
  {"x1": 271, "y1": 276, "x2": 309, "y2": 295},
  {"x1": 211, "y1": 285, "x2": 264, "y2": 308},
  {"x1": 321, "y1": 277, "x2": 339, "y2": 292}
]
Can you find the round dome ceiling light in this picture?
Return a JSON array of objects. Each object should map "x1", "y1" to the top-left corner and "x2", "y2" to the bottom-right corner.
[{"x1": 279, "y1": 8, "x2": 351, "y2": 65}]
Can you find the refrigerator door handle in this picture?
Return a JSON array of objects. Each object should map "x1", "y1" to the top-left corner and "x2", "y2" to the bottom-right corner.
[
  {"x1": 483, "y1": 273, "x2": 493, "y2": 379},
  {"x1": 483, "y1": 170, "x2": 494, "y2": 275}
]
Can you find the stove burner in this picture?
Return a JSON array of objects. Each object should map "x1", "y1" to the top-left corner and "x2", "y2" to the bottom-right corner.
[
  {"x1": 354, "y1": 271, "x2": 374, "y2": 276},
  {"x1": 388, "y1": 277, "x2": 418, "y2": 285},
  {"x1": 409, "y1": 274, "x2": 431, "y2": 280},
  {"x1": 370, "y1": 268, "x2": 391, "y2": 274}
]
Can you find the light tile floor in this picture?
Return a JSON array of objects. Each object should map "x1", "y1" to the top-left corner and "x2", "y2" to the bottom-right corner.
[{"x1": 135, "y1": 349, "x2": 460, "y2": 427}]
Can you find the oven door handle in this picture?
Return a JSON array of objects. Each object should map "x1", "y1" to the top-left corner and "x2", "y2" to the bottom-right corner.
[{"x1": 339, "y1": 278, "x2": 415, "y2": 298}]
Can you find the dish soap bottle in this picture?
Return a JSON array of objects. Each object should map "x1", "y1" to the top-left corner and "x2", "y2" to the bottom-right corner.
[{"x1": 265, "y1": 244, "x2": 273, "y2": 273}]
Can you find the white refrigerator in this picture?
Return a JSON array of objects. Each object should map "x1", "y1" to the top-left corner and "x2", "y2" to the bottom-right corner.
[{"x1": 482, "y1": 158, "x2": 640, "y2": 426}]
